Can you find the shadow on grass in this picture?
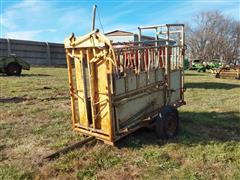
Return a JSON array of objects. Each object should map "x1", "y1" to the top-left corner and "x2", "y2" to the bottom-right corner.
[
  {"x1": 0, "y1": 97, "x2": 29, "y2": 103},
  {"x1": 21, "y1": 74, "x2": 51, "y2": 77},
  {"x1": 116, "y1": 111, "x2": 240, "y2": 149},
  {"x1": 0, "y1": 74, "x2": 50, "y2": 77},
  {"x1": 185, "y1": 82, "x2": 240, "y2": 90},
  {"x1": 40, "y1": 96, "x2": 69, "y2": 101},
  {"x1": 185, "y1": 73, "x2": 207, "y2": 77},
  {"x1": 0, "y1": 96, "x2": 69, "y2": 104}
]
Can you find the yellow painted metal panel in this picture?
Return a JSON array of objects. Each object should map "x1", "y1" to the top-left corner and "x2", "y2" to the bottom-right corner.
[
  {"x1": 75, "y1": 57, "x2": 89, "y2": 127},
  {"x1": 65, "y1": 49, "x2": 77, "y2": 128},
  {"x1": 95, "y1": 60, "x2": 112, "y2": 134}
]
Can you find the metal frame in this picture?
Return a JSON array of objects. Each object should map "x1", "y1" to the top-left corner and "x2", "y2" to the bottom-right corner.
[{"x1": 64, "y1": 24, "x2": 185, "y2": 144}]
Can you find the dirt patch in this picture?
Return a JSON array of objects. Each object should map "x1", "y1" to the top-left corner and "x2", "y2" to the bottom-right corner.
[{"x1": 0, "y1": 97, "x2": 30, "y2": 103}]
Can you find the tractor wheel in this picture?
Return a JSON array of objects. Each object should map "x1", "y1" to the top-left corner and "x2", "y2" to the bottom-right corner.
[
  {"x1": 5, "y1": 63, "x2": 22, "y2": 76},
  {"x1": 155, "y1": 106, "x2": 179, "y2": 139}
]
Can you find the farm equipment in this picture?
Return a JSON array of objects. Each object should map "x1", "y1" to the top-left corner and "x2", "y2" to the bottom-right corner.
[
  {"x1": 190, "y1": 59, "x2": 222, "y2": 72},
  {"x1": 208, "y1": 60, "x2": 222, "y2": 69},
  {"x1": 215, "y1": 65, "x2": 240, "y2": 79},
  {"x1": 189, "y1": 59, "x2": 209, "y2": 72},
  {"x1": 64, "y1": 22, "x2": 186, "y2": 145},
  {"x1": 184, "y1": 58, "x2": 189, "y2": 70},
  {"x1": 189, "y1": 59, "x2": 202, "y2": 71},
  {"x1": 0, "y1": 54, "x2": 30, "y2": 75}
]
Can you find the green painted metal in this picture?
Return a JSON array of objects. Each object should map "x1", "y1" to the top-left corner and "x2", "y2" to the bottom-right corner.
[
  {"x1": 189, "y1": 59, "x2": 222, "y2": 72},
  {"x1": 0, "y1": 55, "x2": 30, "y2": 75},
  {"x1": 184, "y1": 58, "x2": 189, "y2": 70}
]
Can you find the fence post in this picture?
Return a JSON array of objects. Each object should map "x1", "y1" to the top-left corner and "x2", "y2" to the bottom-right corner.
[
  {"x1": 7, "y1": 39, "x2": 11, "y2": 56},
  {"x1": 46, "y1": 42, "x2": 51, "y2": 65}
]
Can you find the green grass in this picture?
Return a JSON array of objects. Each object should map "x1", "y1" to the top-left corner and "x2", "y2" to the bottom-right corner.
[{"x1": 0, "y1": 68, "x2": 239, "y2": 179}]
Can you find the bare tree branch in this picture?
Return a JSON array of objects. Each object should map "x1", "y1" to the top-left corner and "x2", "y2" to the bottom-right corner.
[{"x1": 186, "y1": 10, "x2": 240, "y2": 64}]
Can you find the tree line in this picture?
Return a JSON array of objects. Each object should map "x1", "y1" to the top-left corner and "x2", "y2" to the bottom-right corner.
[{"x1": 186, "y1": 10, "x2": 240, "y2": 64}]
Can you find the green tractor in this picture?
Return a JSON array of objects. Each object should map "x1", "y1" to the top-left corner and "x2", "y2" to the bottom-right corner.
[
  {"x1": 190, "y1": 59, "x2": 222, "y2": 72},
  {"x1": 207, "y1": 59, "x2": 222, "y2": 68},
  {"x1": 0, "y1": 55, "x2": 30, "y2": 76},
  {"x1": 189, "y1": 59, "x2": 207, "y2": 72},
  {"x1": 184, "y1": 58, "x2": 189, "y2": 70}
]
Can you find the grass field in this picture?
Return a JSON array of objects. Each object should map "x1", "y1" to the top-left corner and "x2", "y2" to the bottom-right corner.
[{"x1": 0, "y1": 68, "x2": 240, "y2": 180}]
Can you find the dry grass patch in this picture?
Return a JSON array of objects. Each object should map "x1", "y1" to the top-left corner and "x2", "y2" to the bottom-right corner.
[{"x1": 0, "y1": 68, "x2": 239, "y2": 179}]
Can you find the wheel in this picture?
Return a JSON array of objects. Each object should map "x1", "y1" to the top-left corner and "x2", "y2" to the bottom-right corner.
[
  {"x1": 155, "y1": 106, "x2": 179, "y2": 139},
  {"x1": 5, "y1": 63, "x2": 22, "y2": 76},
  {"x1": 215, "y1": 73, "x2": 220, "y2": 78}
]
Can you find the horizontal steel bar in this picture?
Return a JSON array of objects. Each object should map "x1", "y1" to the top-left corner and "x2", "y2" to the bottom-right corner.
[
  {"x1": 74, "y1": 128, "x2": 111, "y2": 142},
  {"x1": 74, "y1": 123, "x2": 109, "y2": 135},
  {"x1": 113, "y1": 45, "x2": 183, "y2": 51},
  {"x1": 112, "y1": 39, "x2": 175, "y2": 46},
  {"x1": 157, "y1": 30, "x2": 182, "y2": 34},
  {"x1": 138, "y1": 24, "x2": 184, "y2": 30}
]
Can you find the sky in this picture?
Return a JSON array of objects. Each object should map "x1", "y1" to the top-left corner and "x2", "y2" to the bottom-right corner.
[{"x1": 0, "y1": 0, "x2": 239, "y2": 43}]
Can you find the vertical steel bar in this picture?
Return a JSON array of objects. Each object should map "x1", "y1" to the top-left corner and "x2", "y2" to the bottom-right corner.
[
  {"x1": 107, "y1": 72, "x2": 114, "y2": 142},
  {"x1": 7, "y1": 39, "x2": 11, "y2": 56},
  {"x1": 144, "y1": 49, "x2": 147, "y2": 72},
  {"x1": 66, "y1": 49, "x2": 77, "y2": 128},
  {"x1": 81, "y1": 50, "x2": 90, "y2": 127},
  {"x1": 46, "y1": 42, "x2": 51, "y2": 66},
  {"x1": 155, "y1": 28, "x2": 159, "y2": 68},
  {"x1": 148, "y1": 49, "x2": 151, "y2": 79},
  {"x1": 166, "y1": 25, "x2": 171, "y2": 104},
  {"x1": 134, "y1": 49, "x2": 137, "y2": 73},
  {"x1": 138, "y1": 27, "x2": 142, "y2": 73},
  {"x1": 92, "y1": 5, "x2": 97, "y2": 31},
  {"x1": 87, "y1": 49, "x2": 96, "y2": 128},
  {"x1": 181, "y1": 25, "x2": 185, "y2": 101},
  {"x1": 138, "y1": 27, "x2": 142, "y2": 42}
]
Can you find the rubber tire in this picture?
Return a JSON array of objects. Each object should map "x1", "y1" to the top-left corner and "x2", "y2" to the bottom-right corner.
[
  {"x1": 155, "y1": 106, "x2": 179, "y2": 139},
  {"x1": 5, "y1": 63, "x2": 22, "y2": 76}
]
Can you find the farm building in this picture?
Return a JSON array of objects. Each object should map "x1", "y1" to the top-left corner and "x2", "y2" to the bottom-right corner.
[
  {"x1": 105, "y1": 30, "x2": 175, "y2": 45},
  {"x1": 105, "y1": 30, "x2": 154, "y2": 42}
]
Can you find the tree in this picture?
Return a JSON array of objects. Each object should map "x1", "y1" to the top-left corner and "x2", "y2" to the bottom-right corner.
[{"x1": 186, "y1": 10, "x2": 240, "y2": 64}]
